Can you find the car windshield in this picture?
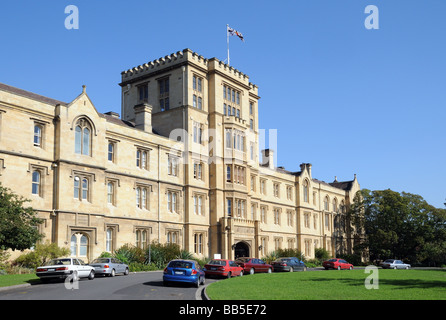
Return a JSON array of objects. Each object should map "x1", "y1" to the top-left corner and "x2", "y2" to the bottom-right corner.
[
  {"x1": 45, "y1": 258, "x2": 71, "y2": 266},
  {"x1": 384, "y1": 259, "x2": 395, "y2": 263},
  {"x1": 168, "y1": 261, "x2": 194, "y2": 269},
  {"x1": 328, "y1": 259, "x2": 337, "y2": 262},
  {"x1": 208, "y1": 260, "x2": 225, "y2": 266},
  {"x1": 275, "y1": 258, "x2": 291, "y2": 262},
  {"x1": 91, "y1": 258, "x2": 110, "y2": 264},
  {"x1": 236, "y1": 257, "x2": 250, "y2": 262}
]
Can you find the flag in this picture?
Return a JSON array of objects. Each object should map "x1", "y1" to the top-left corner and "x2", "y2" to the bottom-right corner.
[{"x1": 227, "y1": 26, "x2": 244, "y2": 42}]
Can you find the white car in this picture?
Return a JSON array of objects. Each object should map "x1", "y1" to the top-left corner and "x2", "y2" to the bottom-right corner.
[
  {"x1": 381, "y1": 259, "x2": 411, "y2": 269},
  {"x1": 36, "y1": 258, "x2": 95, "y2": 282}
]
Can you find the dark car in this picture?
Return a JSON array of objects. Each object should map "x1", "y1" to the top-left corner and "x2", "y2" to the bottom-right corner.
[
  {"x1": 235, "y1": 257, "x2": 273, "y2": 275},
  {"x1": 323, "y1": 258, "x2": 353, "y2": 270},
  {"x1": 163, "y1": 259, "x2": 205, "y2": 288},
  {"x1": 271, "y1": 257, "x2": 307, "y2": 272}
]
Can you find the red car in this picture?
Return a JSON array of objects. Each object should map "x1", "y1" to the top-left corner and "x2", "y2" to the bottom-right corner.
[
  {"x1": 204, "y1": 259, "x2": 244, "y2": 278},
  {"x1": 235, "y1": 257, "x2": 273, "y2": 275},
  {"x1": 323, "y1": 258, "x2": 354, "y2": 270}
]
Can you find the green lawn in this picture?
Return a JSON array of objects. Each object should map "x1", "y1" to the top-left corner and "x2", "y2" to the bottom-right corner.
[
  {"x1": 0, "y1": 274, "x2": 40, "y2": 288},
  {"x1": 206, "y1": 269, "x2": 446, "y2": 300}
]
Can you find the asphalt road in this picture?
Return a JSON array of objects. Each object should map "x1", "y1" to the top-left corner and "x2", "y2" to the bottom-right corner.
[{"x1": 0, "y1": 271, "x2": 217, "y2": 300}]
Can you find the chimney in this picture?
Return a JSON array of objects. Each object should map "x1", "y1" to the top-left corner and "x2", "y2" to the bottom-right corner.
[
  {"x1": 261, "y1": 149, "x2": 275, "y2": 170},
  {"x1": 134, "y1": 103, "x2": 153, "y2": 133},
  {"x1": 300, "y1": 163, "x2": 312, "y2": 176},
  {"x1": 104, "y1": 111, "x2": 120, "y2": 118}
]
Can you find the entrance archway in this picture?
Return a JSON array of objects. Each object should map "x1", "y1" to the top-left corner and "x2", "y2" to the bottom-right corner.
[{"x1": 234, "y1": 242, "x2": 250, "y2": 259}]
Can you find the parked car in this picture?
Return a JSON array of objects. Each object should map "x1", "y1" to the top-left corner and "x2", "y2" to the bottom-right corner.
[
  {"x1": 163, "y1": 259, "x2": 205, "y2": 288},
  {"x1": 204, "y1": 259, "x2": 244, "y2": 278},
  {"x1": 381, "y1": 259, "x2": 411, "y2": 269},
  {"x1": 272, "y1": 257, "x2": 307, "y2": 272},
  {"x1": 323, "y1": 258, "x2": 353, "y2": 270},
  {"x1": 235, "y1": 257, "x2": 273, "y2": 275},
  {"x1": 89, "y1": 257, "x2": 129, "y2": 277},
  {"x1": 36, "y1": 257, "x2": 95, "y2": 282}
]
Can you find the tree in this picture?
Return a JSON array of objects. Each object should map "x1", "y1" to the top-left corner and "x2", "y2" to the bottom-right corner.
[
  {"x1": 351, "y1": 189, "x2": 446, "y2": 266},
  {"x1": 0, "y1": 183, "x2": 43, "y2": 251}
]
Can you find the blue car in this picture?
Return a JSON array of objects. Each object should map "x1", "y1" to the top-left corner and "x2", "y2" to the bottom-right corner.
[{"x1": 163, "y1": 259, "x2": 205, "y2": 288}]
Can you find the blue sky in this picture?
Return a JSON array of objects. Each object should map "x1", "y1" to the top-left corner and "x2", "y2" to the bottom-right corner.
[{"x1": 1, "y1": 1, "x2": 445, "y2": 208}]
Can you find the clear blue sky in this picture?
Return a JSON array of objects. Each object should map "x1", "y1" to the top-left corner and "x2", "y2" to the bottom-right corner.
[{"x1": 1, "y1": 1, "x2": 445, "y2": 208}]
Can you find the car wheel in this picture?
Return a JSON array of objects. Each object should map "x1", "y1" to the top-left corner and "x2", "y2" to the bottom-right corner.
[
  {"x1": 249, "y1": 268, "x2": 255, "y2": 275},
  {"x1": 337, "y1": 266, "x2": 341, "y2": 270},
  {"x1": 88, "y1": 270, "x2": 95, "y2": 280},
  {"x1": 227, "y1": 272, "x2": 232, "y2": 279},
  {"x1": 267, "y1": 268, "x2": 272, "y2": 274},
  {"x1": 239, "y1": 270, "x2": 244, "y2": 277},
  {"x1": 349, "y1": 266, "x2": 353, "y2": 270},
  {"x1": 289, "y1": 267, "x2": 294, "y2": 272},
  {"x1": 393, "y1": 266, "x2": 397, "y2": 270},
  {"x1": 71, "y1": 271, "x2": 78, "y2": 282},
  {"x1": 124, "y1": 268, "x2": 129, "y2": 275},
  {"x1": 110, "y1": 269, "x2": 116, "y2": 277},
  {"x1": 303, "y1": 267, "x2": 307, "y2": 272},
  {"x1": 201, "y1": 276, "x2": 206, "y2": 285},
  {"x1": 195, "y1": 278, "x2": 200, "y2": 288}
]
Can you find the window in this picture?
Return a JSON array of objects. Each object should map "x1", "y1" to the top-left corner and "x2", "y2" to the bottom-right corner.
[
  {"x1": 287, "y1": 210, "x2": 294, "y2": 226},
  {"x1": 274, "y1": 238, "x2": 281, "y2": 251},
  {"x1": 159, "y1": 78, "x2": 169, "y2": 111},
  {"x1": 226, "y1": 165, "x2": 231, "y2": 182},
  {"x1": 250, "y1": 119, "x2": 253, "y2": 130},
  {"x1": 107, "y1": 182, "x2": 115, "y2": 205},
  {"x1": 193, "y1": 195, "x2": 204, "y2": 215},
  {"x1": 74, "y1": 119, "x2": 91, "y2": 156},
  {"x1": 325, "y1": 214, "x2": 330, "y2": 231},
  {"x1": 227, "y1": 199, "x2": 232, "y2": 217},
  {"x1": 74, "y1": 176, "x2": 89, "y2": 201},
  {"x1": 274, "y1": 208, "x2": 280, "y2": 225},
  {"x1": 249, "y1": 102, "x2": 254, "y2": 115},
  {"x1": 314, "y1": 213, "x2": 318, "y2": 229},
  {"x1": 108, "y1": 142, "x2": 115, "y2": 162},
  {"x1": 193, "y1": 75, "x2": 202, "y2": 93},
  {"x1": 32, "y1": 170, "x2": 41, "y2": 196},
  {"x1": 136, "y1": 149, "x2": 148, "y2": 170},
  {"x1": 260, "y1": 179, "x2": 266, "y2": 195},
  {"x1": 235, "y1": 199, "x2": 246, "y2": 218},
  {"x1": 225, "y1": 129, "x2": 232, "y2": 148},
  {"x1": 167, "y1": 231, "x2": 179, "y2": 244},
  {"x1": 34, "y1": 124, "x2": 43, "y2": 147},
  {"x1": 261, "y1": 206, "x2": 267, "y2": 223},
  {"x1": 332, "y1": 198, "x2": 338, "y2": 213},
  {"x1": 303, "y1": 180, "x2": 309, "y2": 203},
  {"x1": 273, "y1": 183, "x2": 280, "y2": 198},
  {"x1": 304, "y1": 213, "x2": 310, "y2": 228},
  {"x1": 250, "y1": 175, "x2": 255, "y2": 191},
  {"x1": 70, "y1": 233, "x2": 88, "y2": 257},
  {"x1": 287, "y1": 186, "x2": 293, "y2": 200},
  {"x1": 194, "y1": 162, "x2": 203, "y2": 180},
  {"x1": 138, "y1": 84, "x2": 148, "y2": 102},
  {"x1": 167, "y1": 191, "x2": 178, "y2": 213},
  {"x1": 106, "y1": 228, "x2": 113, "y2": 252},
  {"x1": 136, "y1": 230, "x2": 149, "y2": 249},
  {"x1": 193, "y1": 122, "x2": 203, "y2": 144},
  {"x1": 251, "y1": 204, "x2": 255, "y2": 220},
  {"x1": 324, "y1": 196, "x2": 329, "y2": 211},
  {"x1": 194, "y1": 233, "x2": 204, "y2": 254},
  {"x1": 168, "y1": 156, "x2": 178, "y2": 176},
  {"x1": 136, "y1": 186, "x2": 150, "y2": 210}
]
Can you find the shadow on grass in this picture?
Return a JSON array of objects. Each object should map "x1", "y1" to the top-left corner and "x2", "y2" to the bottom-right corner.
[{"x1": 308, "y1": 277, "x2": 446, "y2": 290}]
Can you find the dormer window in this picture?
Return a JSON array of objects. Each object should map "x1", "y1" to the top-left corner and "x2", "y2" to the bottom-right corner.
[{"x1": 74, "y1": 118, "x2": 92, "y2": 156}]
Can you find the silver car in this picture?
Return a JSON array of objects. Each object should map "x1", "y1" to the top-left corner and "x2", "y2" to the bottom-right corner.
[
  {"x1": 89, "y1": 258, "x2": 130, "y2": 277},
  {"x1": 381, "y1": 259, "x2": 411, "y2": 269}
]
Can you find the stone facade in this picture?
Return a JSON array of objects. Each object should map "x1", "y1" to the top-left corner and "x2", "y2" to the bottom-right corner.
[{"x1": 0, "y1": 49, "x2": 361, "y2": 262}]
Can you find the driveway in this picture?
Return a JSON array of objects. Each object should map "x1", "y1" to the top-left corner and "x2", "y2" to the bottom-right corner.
[{"x1": 0, "y1": 271, "x2": 217, "y2": 300}]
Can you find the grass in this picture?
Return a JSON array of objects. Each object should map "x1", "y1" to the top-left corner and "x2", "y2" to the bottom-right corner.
[
  {"x1": 206, "y1": 269, "x2": 446, "y2": 300},
  {"x1": 0, "y1": 274, "x2": 40, "y2": 288}
]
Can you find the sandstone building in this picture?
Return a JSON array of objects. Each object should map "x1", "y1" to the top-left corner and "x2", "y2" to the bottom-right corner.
[{"x1": 0, "y1": 49, "x2": 360, "y2": 262}]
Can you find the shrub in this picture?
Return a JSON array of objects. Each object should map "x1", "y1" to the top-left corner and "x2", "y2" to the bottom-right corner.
[
  {"x1": 14, "y1": 242, "x2": 70, "y2": 269},
  {"x1": 314, "y1": 248, "x2": 330, "y2": 262}
]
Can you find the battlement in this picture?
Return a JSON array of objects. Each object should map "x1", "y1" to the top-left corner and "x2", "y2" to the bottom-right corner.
[{"x1": 120, "y1": 48, "x2": 258, "y2": 91}]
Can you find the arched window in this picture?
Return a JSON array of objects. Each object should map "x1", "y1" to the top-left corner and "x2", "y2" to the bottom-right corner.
[
  {"x1": 303, "y1": 180, "x2": 309, "y2": 203},
  {"x1": 324, "y1": 196, "x2": 330, "y2": 211},
  {"x1": 32, "y1": 170, "x2": 41, "y2": 195},
  {"x1": 70, "y1": 233, "x2": 89, "y2": 258},
  {"x1": 74, "y1": 118, "x2": 92, "y2": 155},
  {"x1": 332, "y1": 198, "x2": 338, "y2": 213},
  {"x1": 106, "y1": 228, "x2": 113, "y2": 252}
]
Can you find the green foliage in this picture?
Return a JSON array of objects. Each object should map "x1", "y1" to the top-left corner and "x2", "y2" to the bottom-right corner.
[
  {"x1": 0, "y1": 183, "x2": 43, "y2": 251},
  {"x1": 352, "y1": 189, "x2": 446, "y2": 266},
  {"x1": 14, "y1": 241, "x2": 70, "y2": 269},
  {"x1": 262, "y1": 249, "x2": 305, "y2": 264},
  {"x1": 314, "y1": 248, "x2": 330, "y2": 262}
]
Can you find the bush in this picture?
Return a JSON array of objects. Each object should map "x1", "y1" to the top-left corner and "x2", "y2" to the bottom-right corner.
[
  {"x1": 14, "y1": 242, "x2": 70, "y2": 269},
  {"x1": 314, "y1": 248, "x2": 330, "y2": 262}
]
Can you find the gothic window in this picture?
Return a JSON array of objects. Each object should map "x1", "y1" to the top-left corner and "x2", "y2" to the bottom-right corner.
[{"x1": 74, "y1": 118, "x2": 91, "y2": 156}]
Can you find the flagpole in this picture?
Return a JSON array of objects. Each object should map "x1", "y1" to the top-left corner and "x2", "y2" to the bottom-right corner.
[{"x1": 226, "y1": 24, "x2": 230, "y2": 65}]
